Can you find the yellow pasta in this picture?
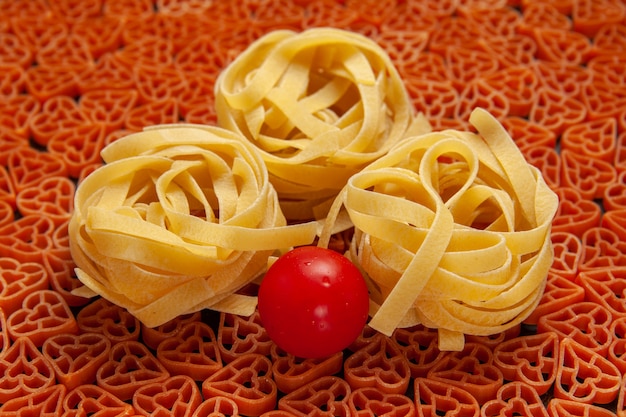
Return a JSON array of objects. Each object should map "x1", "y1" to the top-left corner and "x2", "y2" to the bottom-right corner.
[
  {"x1": 215, "y1": 27, "x2": 429, "y2": 221},
  {"x1": 69, "y1": 124, "x2": 318, "y2": 328},
  {"x1": 319, "y1": 108, "x2": 559, "y2": 351}
]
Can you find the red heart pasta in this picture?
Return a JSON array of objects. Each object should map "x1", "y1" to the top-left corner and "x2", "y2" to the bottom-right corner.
[
  {"x1": 320, "y1": 108, "x2": 559, "y2": 351},
  {"x1": 214, "y1": 27, "x2": 429, "y2": 221},
  {"x1": 69, "y1": 124, "x2": 317, "y2": 328}
]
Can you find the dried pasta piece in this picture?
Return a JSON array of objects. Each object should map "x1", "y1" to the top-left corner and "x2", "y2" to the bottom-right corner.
[
  {"x1": 76, "y1": 53, "x2": 134, "y2": 94},
  {"x1": 302, "y1": 0, "x2": 360, "y2": 31},
  {"x1": 517, "y1": 3, "x2": 572, "y2": 34},
  {"x1": 524, "y1": 272, "x2": 584, "y2": 326},
  {"x1": 124, "y1": 98, "x2": 179, "y2": 132},
  {"x1": 215, "y1": 28, "x2": 425, "y2": 221},
  {"x1": 69, "y1": 124, "x2": 317, "y2": 328},
  {"x1": 16, "y1": 176, "x2": 75, "y2": 225},
  {"x1": 47, "y1": 123, "x2": 108, "y2": 179},
  {"x1": 552, "y1": 187, "x2": 602, "y2": 238},
  {"x1": 133, "y1": 63, "x2": 188, "y2": 105},
  {"x1": 29, "y1": 95, "x2": 88, "y2": 147},
  {"x1": 11, "y1": 15, "x2": 69, "y2": 57},
  {"x1": 0, "y1": 34, "x2": 33, "y2": 70},
  {"x1": 522, "y1": 146, "x2": 561, "y2": 191},
  {"x1": 72, "y1": 15, "x2": 124, "y2": 60},
  {"x1": 320, "y1": 108, "x2": 558, "y2": 351},
  {"x1": 0, "y1": 63, "x2": 26, "y2": 97},
  {"x1": 572, "y1": 0, "x2": 626, "y2": 39},
  {"x1": 35, "y1": 34, "x2": 93, "y2": 71}
]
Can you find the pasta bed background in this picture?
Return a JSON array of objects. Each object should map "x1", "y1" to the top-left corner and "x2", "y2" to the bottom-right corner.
[{"x1": 1, "y1": 0, "x2": 626, "y2": 415}]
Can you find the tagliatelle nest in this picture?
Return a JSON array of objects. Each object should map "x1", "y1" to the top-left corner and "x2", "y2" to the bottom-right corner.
[
  {"x1": 319, "y1": 108, "x2": 559, "y2": 351},
  {"x1": 214, "y1": 28, "x2": 429, "y2": 221},
  {"x1": 69, "y1": 125, "x2": 317, "y2": 328}
]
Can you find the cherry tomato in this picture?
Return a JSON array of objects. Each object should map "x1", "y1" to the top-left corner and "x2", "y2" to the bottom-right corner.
[{"x1": 258, "y1": 246, "x2": 369, "y2": 358}]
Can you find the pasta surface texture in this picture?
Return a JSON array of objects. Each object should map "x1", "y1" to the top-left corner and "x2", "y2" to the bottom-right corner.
[
  {"x1": 320, "y1": 108, "x2": 559, "y2": 351},
  {"x1": 69, "y1": 125, "x2": 318, "y2": 328},
  {"x1": 215, "y1": 27, "x2": 427, "y2": 221}
]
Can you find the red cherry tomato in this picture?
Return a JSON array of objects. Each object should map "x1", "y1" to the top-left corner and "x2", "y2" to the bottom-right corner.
[{"x1": 258, "y1": 246, "x2": 369, "y2": 358}]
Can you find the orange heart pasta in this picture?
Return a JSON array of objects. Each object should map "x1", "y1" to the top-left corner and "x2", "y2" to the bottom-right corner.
[
  {"x1": 69, "y1": 125, "x2": 317, "y2": 328},
  {"x1": 215, "y1": 28, "x2": 429, "y2": 221},
  {"x1": 320, "y1": 108, "x2": 559, "y2": 351}
]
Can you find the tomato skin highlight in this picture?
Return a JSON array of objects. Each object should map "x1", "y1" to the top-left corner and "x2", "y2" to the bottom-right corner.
[{"x1": 258, "y1": 246, "x2": 370, "y2": 358}]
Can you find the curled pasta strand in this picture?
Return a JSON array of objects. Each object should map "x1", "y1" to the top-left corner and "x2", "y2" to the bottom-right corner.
[
  {"x1": 320, "y1": 108, "x2": 559, "y2": 351},
  {"x1": 215, "y1": 27, "x2": 429, "y2": 221},
  {"x1": 70, "y1": 125, "x2": 318, "y2": 328}
]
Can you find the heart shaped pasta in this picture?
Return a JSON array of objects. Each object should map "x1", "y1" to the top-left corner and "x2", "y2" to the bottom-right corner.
[
  {"x1": 193, "y1": 396, "x2": 240, "y2": 417},
  {"x1": 343, "y1": 333, "x2": 411, "y2": 395},
  {"x1": 42, "y1": 332, "x2": 111, "y2": 390},
  {"x1": 0, "y1": 384, "x2": 66, "y2": 416},
  {"x1": 8, "y1": 147, "x2": 68, "y2": 192},
  {"x1": 524, "y1": 272, "x2": 585, "y2": 326},
  {"x1": 271, "y1": 345, "x2": 343, "y2": 394},
  {"x1": 279, "y1": 376, "x2": 351, "y2": 417},
  {"x1": 124, "y1": 98, "x2": 179, "y2": 131},
  {"x1": 28, "y1": 95, "x2": 88, "y2": 146},
  {"x1": 63, "y1": 384, "x2": 135, "y2": 416},
  {"x1": 493, "y1": 332, "x2": 559, "y2": 396},
  {"x1": 218, "y1": 310, "x2": 274, "y2": 363},
  {"x1": 555, "y1": 338, "x2": 621, "y2": 405},
  {"x1": 0, "y1": 214, "x2": 55, "y2": 263},
  {"x1": 427, "y1": 342, "x2": 503, "y2": 405},
  {"x1": 552, "y1": 187, "x2": 601, "y2": 237},
  {"x1": 561, "y1": 149, "x2": 617, "y2": 200},
  {"x1": 579, "y1": 226, "x2": 626, "y2": 271},
  {"x1": 561, "y1": 117, "x2": 617, "y2": 163},
  {"x1": 97, "y1": 340, "x2": 170, "y2": 401},
  {"x1": 157, "y1": 321, "x2": 222, "y2": 381},
  {"x1": 0, "y1": 336, "x2": 56, "y2": 403},
  {"x1": 78, "y1": 88, "x2": 138, "y2": 134},
  {"x1": 548, "y1": 398, "x2": 617, "y2": 417},
  {"x1": 76, "y1": 297, "x2": 140, "y2": 343},
  {"x1": 391, "y1": 325, "x2": 445, "y2": 378},
  {"x1": 549, "y1": 231, "x2": 582, "y2": 279},
  {"x1": 0, "y1": 256, "x2": 48, "y2": 315},
  {"x1": 202, "y1": 353, "x2": 277, "y2": 416},
  {"x1": 142, "y1": 311, "x2": 201, "y2": 350},
  {"x1": 537, "y1": 301, "x2": 613, "y2": 356},
  {"x1": 48, "y1": 123, "x2": 108, "y2": 178},
  {"x1": 414, "y1": 377, "x2": 480, "y2": 417},
  {"x1": 348, "y1": 386, "x2": 415, "y2": 417},
  {"x1": 133, "y1": 375, "x2": 202, "y2": 417},
  {"x1": 481, "y1": 381, "x2": 549, "y2": 417},
  {"x1": 7, "y1": 289, "x2": 78, "y2": 347},
  {"x1": 530, "y1": 86, "x2": 586, "y2": 136},
  {"x1": 15, "y1": 176, "x2": 75, "y2": 225},
  {"x1": 577, "y1": 268, "x2": 626, "y2": 318},
  {"x1": 69, "y1": 124, "x2": 317, "y2": 327}
]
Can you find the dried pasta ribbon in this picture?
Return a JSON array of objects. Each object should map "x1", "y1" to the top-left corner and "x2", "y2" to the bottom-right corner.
[
  {"x1": 320, "y1": 108, "x2": 559, "y2": 351},
  {"x1": 69, "y1": 125, "x2": 318, "y2": 328},
  {"x1": 215, "y1": 28, "x2": 428, "y2": 221}
]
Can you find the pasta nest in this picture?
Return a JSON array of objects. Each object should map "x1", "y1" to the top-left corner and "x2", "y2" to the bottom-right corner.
[
  {"x1": 69, "y1": 125, "x2": 317, "y2": 328},
  {"x1": 215, "y1": 28, "x2": 426, "y2": 221},
  {"x1": 320, "y1": 109, "x2": 559, "y2": 351}
]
